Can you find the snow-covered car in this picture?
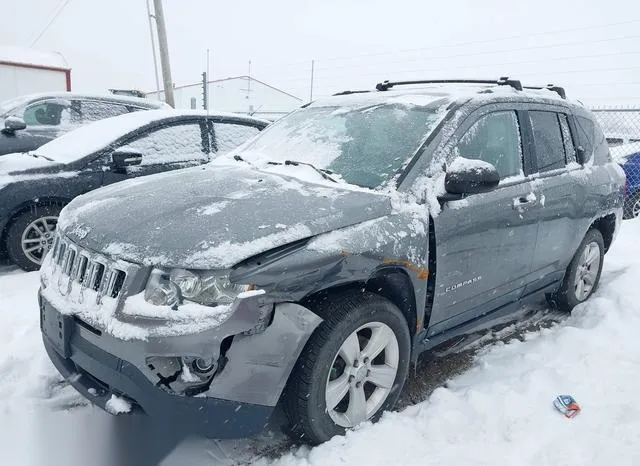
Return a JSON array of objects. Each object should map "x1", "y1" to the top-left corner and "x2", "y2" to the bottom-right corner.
[
  {"x1": 611, "y1": 142, "x2": 640, "y2": 218},
  {"x1": 0, "y1": 110, "x2": 268, "y2": 270},
  {"x1": 0, "y1": 92, "x2": 169, "y2": 156},
  {"x1": 39, "y1": 78, "x2": 625, "y2": 444}
]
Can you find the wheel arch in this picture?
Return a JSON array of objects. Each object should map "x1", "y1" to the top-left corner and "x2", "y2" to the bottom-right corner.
[{"x1": 589, "y1": 213, "x2": 616, "y2": 253}]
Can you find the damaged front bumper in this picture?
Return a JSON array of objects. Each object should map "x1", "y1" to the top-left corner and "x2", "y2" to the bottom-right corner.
[{"x1": 39, "y1": 289, "x2": 322, "y2": 438}]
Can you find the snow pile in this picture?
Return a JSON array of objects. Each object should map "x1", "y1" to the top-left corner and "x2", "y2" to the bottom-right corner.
[{"x1": 262, "y1": 218, "x2": 640, "y2": 466}]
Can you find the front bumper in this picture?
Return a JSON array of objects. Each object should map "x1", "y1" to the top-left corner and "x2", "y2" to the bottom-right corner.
[{"x1": 39, "y1": 291, "x2": 322, "y2": 438}]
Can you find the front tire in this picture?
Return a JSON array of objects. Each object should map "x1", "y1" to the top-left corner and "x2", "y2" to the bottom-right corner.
[
  {"x1": 6, "y1": 204, "x2": 62, "y2": 271},
  {"x1": 551, "y1": 229, "x2": 604, "y2": 311},
  {"x1": 285, "y1": 291, "x2": 411, "y2": 445}
]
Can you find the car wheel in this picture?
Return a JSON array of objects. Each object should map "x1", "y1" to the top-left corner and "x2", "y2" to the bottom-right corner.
[
  {"x1": 285, "y1": 291, "x2": 411, "y2": 445},
  {"x1": 6, "y1": 204, "x2": 62, "y2": 271},
  {"x1": 623, "y1": 192, "x2": 640, "y2": 219},
  {"x1": 550, "y1": 229, "x2": 605, "y2": 312}
]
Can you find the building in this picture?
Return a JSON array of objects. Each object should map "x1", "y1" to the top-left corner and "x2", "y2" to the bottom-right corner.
[
  {"x1": 146, "y1": 76, "x2": 302, "y2": 120},
  {"x1": 0, "y1": 46, "x2": 71, "y2": 101}
]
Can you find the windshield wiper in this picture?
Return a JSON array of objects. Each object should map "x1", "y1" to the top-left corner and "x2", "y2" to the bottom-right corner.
[{"x1": 267, "y1": 160, "x2": 337, "y2": 183}]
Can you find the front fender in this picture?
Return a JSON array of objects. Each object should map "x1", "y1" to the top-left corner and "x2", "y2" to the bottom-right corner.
[{"x1": 206, "y1": 302, "x2": 322, "y2": 406}]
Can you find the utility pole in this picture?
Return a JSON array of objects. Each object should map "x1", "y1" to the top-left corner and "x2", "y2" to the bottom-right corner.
[
  {"x1": 153, "y1": 0, "x2": 175, "y2": 107},
  {"x1": 309, "y1": 59, "x2": 315, "y2": 102},
  {"x1": 145, "y1": 0, "x2": 161, "y2": 100}
]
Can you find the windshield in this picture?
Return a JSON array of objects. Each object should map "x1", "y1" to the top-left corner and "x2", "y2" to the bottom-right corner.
[{"x1": 237, "y1": 100, "x2": 447, "y2": 188}]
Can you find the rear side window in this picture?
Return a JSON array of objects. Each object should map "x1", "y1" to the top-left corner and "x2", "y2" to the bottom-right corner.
[
  {"x1": 80, "y1": 100, "x2": 129, "y2": 122},
  {"x1": 456, "y1": 110, "x2": 523, "y2": 179},
  {"x1": 530, "y1": 111, "x2": 565, "y2": 172},
  {"x1": 558, "y1": 115, "x2": 576, "y2": 164},
  {"x1": 213, "y1": 123, "x2": 261, "y2": 154}
]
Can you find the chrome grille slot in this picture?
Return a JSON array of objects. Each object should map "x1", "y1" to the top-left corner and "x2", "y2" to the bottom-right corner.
[{"x1": 49, "y1": 235, "x2": 128, "y2": 300}]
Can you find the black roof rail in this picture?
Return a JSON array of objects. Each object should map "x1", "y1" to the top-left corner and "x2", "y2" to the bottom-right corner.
[
  {"x1": 332, "y1": 90, "x2": 372, "y2": 96},
  {"x1": 523, "y1": 84, "x2": 566, "y2": 99},
  {"x1": 375, "y1": 77, "x2": 523, "y2": 92}
]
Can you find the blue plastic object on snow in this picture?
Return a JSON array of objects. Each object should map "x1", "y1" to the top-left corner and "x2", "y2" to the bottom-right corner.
[{"x1": 553, "y1": 395, "x2": 581, "y2": 418}]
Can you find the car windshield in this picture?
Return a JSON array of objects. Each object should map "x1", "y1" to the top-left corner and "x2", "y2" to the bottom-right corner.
[{"x1": 236, "y1": 98, "x2": 447, "y2": 188}]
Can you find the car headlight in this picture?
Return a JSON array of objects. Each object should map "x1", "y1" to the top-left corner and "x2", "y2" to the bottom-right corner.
[{"x1": 143, "y1": 268, "x2": 251, "y2": 307}]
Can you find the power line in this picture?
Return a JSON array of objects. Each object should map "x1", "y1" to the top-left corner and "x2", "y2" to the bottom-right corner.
[
  {"x1": 30, "y1": 0, "x2": 73, "y2": 47},
  {"x1": 318, "y1": 18, "x2": 640, "y2": 63},
  {"x1": 239, "y1": 19, "x2": 640, "y2": 73}
]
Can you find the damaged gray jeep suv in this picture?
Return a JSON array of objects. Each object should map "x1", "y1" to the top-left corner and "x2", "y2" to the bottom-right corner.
[{"x1": 40, "y1": 78, "x2": 625, "y2": 444}]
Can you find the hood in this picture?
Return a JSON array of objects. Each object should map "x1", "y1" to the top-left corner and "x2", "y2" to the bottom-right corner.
[
  {"x1": 0, "y1": 152, "x2": 61, "y2": 173},
  {"x1": 59, "y1": 164, "x2": 392, "y2": 269}
]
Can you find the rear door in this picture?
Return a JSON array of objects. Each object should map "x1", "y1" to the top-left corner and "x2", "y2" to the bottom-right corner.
[
  {"x1": 428, "y1": 106, "x2": 541, "y2": 335},
  {"x1": 99, "y1": 118, "x2": 210, "y2": 186},
  {"x1": 525, "y1": 109, "x2": 589, "y2": 292}
]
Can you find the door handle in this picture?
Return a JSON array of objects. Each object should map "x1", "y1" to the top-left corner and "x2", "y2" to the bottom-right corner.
[{"x1": 513, "y1": 193, "x2": 538, "y2": 210}]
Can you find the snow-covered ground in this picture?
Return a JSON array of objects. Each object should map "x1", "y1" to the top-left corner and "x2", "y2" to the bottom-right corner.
[{"x1": 0, "y1": 219, "x2": 639, "y2": 465}]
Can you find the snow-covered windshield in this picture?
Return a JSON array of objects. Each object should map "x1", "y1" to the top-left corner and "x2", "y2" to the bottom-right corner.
[{"x1": 236, "y1": 101, "x2": 446, "y2": 188}]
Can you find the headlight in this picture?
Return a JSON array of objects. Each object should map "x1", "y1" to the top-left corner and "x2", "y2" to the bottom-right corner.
[{"x1": 143, "y1": 268, "x2": 250, "y2": 307}]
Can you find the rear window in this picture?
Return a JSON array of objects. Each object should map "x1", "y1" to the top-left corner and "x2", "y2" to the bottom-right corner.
[
  {"x1": 530, "y1": 111, "x2": 565, "y2": 172},
  {"x1": 576, "y1": 116, "x2": 610, "y2": 164}
]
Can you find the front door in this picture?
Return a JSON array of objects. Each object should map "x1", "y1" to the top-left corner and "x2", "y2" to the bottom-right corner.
[
  {"x1": 100, "y1": 119, "x2": 210, "y2": 186},
  {"x1": 428, "y1": 109, "x2": 541, "y2": 335}
]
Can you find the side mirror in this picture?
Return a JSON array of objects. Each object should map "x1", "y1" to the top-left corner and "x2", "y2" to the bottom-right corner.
[
  {"x1": 576, "y1": 146, "x2": 586, "y2": 165},
  {"x1": 2, "y1": 116, "x2": 27, "y2": 134},
  {"x1": 111, "y1": 149, "x2": 142, "y2": 173},
  {"x1": 443, "y1": 158, "x2": 500, "y2": 199}
]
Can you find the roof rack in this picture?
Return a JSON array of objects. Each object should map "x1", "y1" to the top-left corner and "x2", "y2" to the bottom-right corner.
[
  {"x1": 375, "y1": 77, "x2": 523, "y2": 92},
  {"x1": 523, "y1": 84, "x2": 566, "y2": 99},
  {"x1": 374, "y1": 77, "x2": 567, "y2": 99}
]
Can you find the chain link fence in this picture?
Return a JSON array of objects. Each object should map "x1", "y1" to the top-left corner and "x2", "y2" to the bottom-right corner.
[{"x1": 591, "y1": 108, "x2": 640, "y2": 219}]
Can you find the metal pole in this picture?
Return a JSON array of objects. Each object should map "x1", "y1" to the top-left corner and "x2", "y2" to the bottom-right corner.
[
  {"x1": 145, "y1": 0, "x2": 161, "y2": 100},
  {"x1": 206, "y1": 48, "x2": 210, "y2": 113},
  {"x1": 153, "y1": 0, "x2": 175, "y2": 107},
  {"x1": 310, "y1": 59, "x2": 315, "y2": 102},
  {"x1": 248, "y1": 60, "x2": 252, "y2": 114}
]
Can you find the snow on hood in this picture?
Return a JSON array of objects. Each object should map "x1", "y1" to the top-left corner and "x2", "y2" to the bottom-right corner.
[
  {"x1": 58, "y1": 164, "x2": 392, "y2": 269},
  {"x1": 0, "y1": 152, "x2": 61, "y2": 173}
]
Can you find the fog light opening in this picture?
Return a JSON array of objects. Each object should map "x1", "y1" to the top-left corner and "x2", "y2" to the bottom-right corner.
[{"x1": 192, "y1": 357, "x2": 216, "y2": 374}]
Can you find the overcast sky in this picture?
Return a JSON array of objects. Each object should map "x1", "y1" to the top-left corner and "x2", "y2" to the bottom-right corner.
[{"x1": 2, "y1": 0, "x2": 639, "y2": 106}]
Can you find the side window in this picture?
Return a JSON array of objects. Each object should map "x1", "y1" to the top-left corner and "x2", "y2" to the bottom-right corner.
[
  {"x1": 558, "y1": 115, "x2": 576, "y2": 164},
  {"x1": 456, "y1": 110, "x2": 523, "y2": 179},
  {"x1": 529, "y1": 111, "x2": 565, "y2": 172},
  {"x1": 574, "y1": 116, "x2": 595, "y2": 163},
  {"x1": 80, "y1": 100, "x2": 129, "y2": 122},
  {"x1": 22, "y1": 100, "x2": 72, "y2": 126},
  {"x1": 213, "y1": 123, "x2": 261, "y2": 154},
  {"x1": 117, "y1": 122, "x2": 207, "y2": 166}
]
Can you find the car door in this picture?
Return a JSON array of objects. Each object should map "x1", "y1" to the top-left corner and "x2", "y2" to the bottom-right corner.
[
  {"x1": 428, "y1": 108, "x2": 541, "y2": 335},
  {"x1": 524, "y1": 109, "x2": 590, "y2": 293},
  {"x1": 100, "y1": 118, "x2": 210, "y2": 186}
]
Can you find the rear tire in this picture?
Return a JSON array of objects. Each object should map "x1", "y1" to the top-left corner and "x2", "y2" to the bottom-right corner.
[
  {"x1": 284, "y1": 290, "x2": 411, "y2": 445},
  {"x1": 6, "y1": 204, "x2": 62, "y2": 271},
  {"x1": 550, "y1": 229, "x2": 604, "y2": 312}
]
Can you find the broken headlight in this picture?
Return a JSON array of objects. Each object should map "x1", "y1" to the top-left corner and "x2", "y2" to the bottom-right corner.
[{"x1": 144, "y1": 268, "x2": 250, "y2": 307}]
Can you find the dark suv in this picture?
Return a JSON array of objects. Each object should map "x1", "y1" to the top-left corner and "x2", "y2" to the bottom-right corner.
[
  {"x1": 1, "y1": 110, "x2": 267, "y2": 270},
  {"x1": 39, "y1": 78, "x2": 625, "y2": 445},
  {"x1": 0, "y1": 92, "x2": 168, "y2": 156}
]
